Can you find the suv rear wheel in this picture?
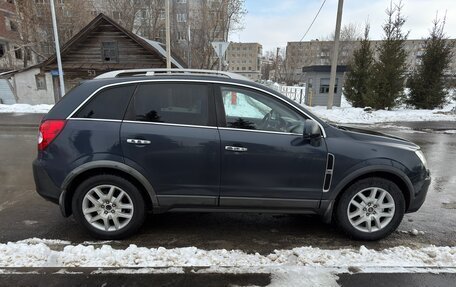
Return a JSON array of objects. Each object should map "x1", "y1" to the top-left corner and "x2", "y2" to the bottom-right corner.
[
  {"x1": 335, "y1": 177, "x2": 405, "y2": 240},
  {"x1": 72, "y1": 174, "x2": 146, "y2": 239}
]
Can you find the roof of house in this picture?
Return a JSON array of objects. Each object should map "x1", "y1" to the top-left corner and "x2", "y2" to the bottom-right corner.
[
  {"x1": 41, "y1": 13, "x2": 186, "y2": 69},
  {"x1": 1, "y1": 13, "x2": 186, "y2": 78}
]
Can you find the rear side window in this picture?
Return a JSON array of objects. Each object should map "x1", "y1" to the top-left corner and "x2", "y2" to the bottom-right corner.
[
  {"x1": 126, "y1": 83, "x2": 211, "y2": 126},
  {"x1": 74, "y1": 85, "x2": 136, "y2": 120}
]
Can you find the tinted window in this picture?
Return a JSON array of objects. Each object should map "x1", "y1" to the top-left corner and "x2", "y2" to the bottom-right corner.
[
  {"x1": 127, "y1": 83, "x2": 211, "y2": 126},
  {"x1": 74, "y1": 85, "x2": 135, "y2": 120},
  {"x1": 220, "y1": 86, "x2": 305, "y2": 133}
]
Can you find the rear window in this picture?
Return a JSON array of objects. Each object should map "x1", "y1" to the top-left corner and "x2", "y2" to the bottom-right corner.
[
  {"x1": 125, "y1": 83, "x2": 211, "y2": 126},
  {"x1": 74, "y1": 85, "x2": 136, "y2": 120}
]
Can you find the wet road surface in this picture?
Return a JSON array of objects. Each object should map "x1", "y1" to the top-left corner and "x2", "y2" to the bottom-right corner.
[{"x1": 0, "y1": 114, "x2": 455, "y2": 252}]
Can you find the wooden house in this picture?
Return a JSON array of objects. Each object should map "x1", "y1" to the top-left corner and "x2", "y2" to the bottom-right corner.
[{"x1": 1, "y1": 13, "x2": 185, "y2": 104}]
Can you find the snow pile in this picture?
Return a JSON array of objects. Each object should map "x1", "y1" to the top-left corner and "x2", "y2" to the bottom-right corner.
[
  {"x1": 0, "y1": 239, "x2": 455, "y2": 268},
  {"x1": 307, "y1": 104, "x2": 456, "y2": 124},
  {"x1": 0, "y1": 104, "x2": 53, "y2": 114}
]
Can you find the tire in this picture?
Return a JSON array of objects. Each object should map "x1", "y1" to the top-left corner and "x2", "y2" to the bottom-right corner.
[
  {"x1": 72, "y1": 174, "x2": 146, "y2": 239},
  {"x1": 334, "y1": 177, "x2": 405, "y2": 241}
]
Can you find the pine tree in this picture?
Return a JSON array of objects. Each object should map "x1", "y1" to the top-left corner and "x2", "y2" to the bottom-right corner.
[
  {"x1": 343, "y1": 24, "x2": 374, "y2": 107},
  {"x1": 369, "y1": 1, "x2": 408, "y2": 109},
  {"x1": 406, "y1": 17, "x2": 454, "y2": 109}
]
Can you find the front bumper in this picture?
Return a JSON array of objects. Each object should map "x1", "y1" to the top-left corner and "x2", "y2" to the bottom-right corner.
[
  {"x1": 32, "y1": 159, "x2": 61, "y2": 204},
  {"x1": 407, "y1": 173, "x2": 431, "y2": 213}
]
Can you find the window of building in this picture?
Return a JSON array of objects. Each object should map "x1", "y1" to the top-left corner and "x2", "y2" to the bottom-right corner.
[
  {"x1": 14, "y1": 47, "x2": 22, "y2": 59},
  {"x1": 0, "y1": 44, "x2": 5, "y2": 58},
  {"x1": 140, "y1": 9, "x2": 147, "y2": 19},
  {"x1": 9, "y1": 20, "x2": 18, "y2": 32},
  {"x1": 241, "y1": 67, "x2": 246, "y2": 70},
  {"x1": 35, "y1": 74, "x2": 47, "y2": 90},
  {"x1": 158, "y1": 28, "x2": 166, "y2": 40},
  {"x1": 126, "y1": 83, "x2": 211, "y2": 126},
  {"x1": 74, "y1": 85, "x2": 136, "y2": 120},
  {"x1": 159, "y1": 9, "x2": 165, "y2": 19},
  {"x1": 319, "y1": 78, "x2": 338, "y2": 94},
  {"x1": 101, "y1": 42, "x2": 118, "y2": 62},
  {"x1": 35, "y1": 0, "x2": 45, "y2": 4},
  {"x1": 112, "y1": 11, "x2": 121, "y2": 20},
  {"x1": 176, "y1": 13, "x2": 187, "y2": 22},
  {"x1": 177, "y1": 31, "x2": 186, "y2": 41},
  {"x1": 176, "y1": 0, "x2": 187, "y2": 3}
]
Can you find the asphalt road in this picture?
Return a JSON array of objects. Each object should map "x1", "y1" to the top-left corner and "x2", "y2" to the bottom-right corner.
[{"x1": 0, "y1": 114, "x2": 455, "y2": 251}]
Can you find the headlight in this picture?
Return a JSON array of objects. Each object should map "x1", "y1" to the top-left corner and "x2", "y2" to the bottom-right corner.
[{"x1": 415, "y1": 149, "x2": 428, "y2": 169}]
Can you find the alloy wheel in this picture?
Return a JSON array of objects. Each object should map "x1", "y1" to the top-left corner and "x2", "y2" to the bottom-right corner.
[{"x1": 82, "y1": 184, "x2": 134, "y2": 232}]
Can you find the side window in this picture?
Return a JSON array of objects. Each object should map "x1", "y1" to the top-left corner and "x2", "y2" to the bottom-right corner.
[
  {"x1": 127, "y1": 83, "x2": 211, "y2": 126},
  {"x1": 220, "y1": 86, "x2": 305, "y2": 134},
  {"x1": 74, "y1": 85, "x2": 135, "y2": 120}
]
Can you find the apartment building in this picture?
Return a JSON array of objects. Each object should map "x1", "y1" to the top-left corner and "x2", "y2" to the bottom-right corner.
[
  {"x1": 285, "y1": 39, "x2": 456, "y2": 83},
  {"x1": 226, "y1": 42, "x2": 262, "y2": 81}
]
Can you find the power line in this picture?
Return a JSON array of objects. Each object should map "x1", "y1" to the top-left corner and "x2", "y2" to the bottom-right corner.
[{"x1": 299, "y1": 0, "x2": 327, "y2": 42}]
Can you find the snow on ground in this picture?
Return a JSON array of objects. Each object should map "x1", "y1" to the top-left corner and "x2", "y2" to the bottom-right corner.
[
  {"x1": 1, "y1": 239, "x2": 455, "y2": 286},
  {"x1": 0, "y1": 104, "x2": 53, "y2": 114},
  {"x1": 307, "y1": 101, "x2": 456, "y2": 124},
  {"x1": 0, "y1": 238, "x2": 454, "y2": 269}
]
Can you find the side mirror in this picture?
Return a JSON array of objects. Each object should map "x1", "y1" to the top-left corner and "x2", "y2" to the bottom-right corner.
[{"x1": 303, "y1": 119, "x2": 321, "y2": 139}]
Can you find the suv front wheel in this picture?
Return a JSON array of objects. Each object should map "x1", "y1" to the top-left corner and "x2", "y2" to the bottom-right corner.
[
  {"x1": 72, "y1": 174, "x2": 146, "y2": 239},
  {"x1": 335, "y1": 177, "x2": 405, "y2": 240}
]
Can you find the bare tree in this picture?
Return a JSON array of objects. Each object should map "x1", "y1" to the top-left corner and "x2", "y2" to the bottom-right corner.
[
  {"x1": 15, "y1": 0, "x2": 93, "y2": 66},
  {"x1": 184, "y1": 0, "x2": 246, "y2": 69}
]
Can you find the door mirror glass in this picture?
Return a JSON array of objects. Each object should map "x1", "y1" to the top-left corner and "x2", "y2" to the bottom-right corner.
[{"x1": 303, "y1": 120, "x2": 321, "y2": 139}]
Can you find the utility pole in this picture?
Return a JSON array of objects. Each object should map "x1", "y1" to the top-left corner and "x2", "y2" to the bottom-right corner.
[
  {"x1": 327, "y1": 0, "x2": 344, "y2": 109},
  {"x1": 187, "y1": 23, "x2": 191, "y2": 68},
  {"x1": 49, "y1": 0, "x2": 65, "y2": 98},
  {"x1": 165, "y1": 0, "x2": 171, "y2": 69},
  {"x1": 274, "y1": 47, "x2": 280, "y2": 82}
]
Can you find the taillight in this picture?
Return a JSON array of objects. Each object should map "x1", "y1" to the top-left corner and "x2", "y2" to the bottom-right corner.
[{"x1": 38, "y1": 120, "x2": 66, "y2": 151}]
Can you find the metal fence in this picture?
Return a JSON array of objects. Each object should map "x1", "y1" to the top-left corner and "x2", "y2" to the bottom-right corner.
[{"x1": 267, "y1": 83, "x2": 306, "y2": 105}]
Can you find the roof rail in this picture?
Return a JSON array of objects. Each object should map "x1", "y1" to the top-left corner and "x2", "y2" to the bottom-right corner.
[{"x1": 94, "y1": 68, "x2": 251, "y2": 81}]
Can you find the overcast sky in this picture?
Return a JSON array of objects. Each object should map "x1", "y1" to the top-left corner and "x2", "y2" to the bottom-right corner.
[{"x1": 229, "y1": 0, "x2": 456, "y2": 53}]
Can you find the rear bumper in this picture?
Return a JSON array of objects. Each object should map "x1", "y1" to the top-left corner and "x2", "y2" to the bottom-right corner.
[
  {"x1": 32, "y1": 159, "x2": 61, "y2": 204},
  {"x1": 407, "y1": 174, "x2": 431, "y2": 213}
]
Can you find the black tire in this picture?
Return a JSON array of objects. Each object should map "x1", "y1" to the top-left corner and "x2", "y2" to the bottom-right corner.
[
  {"x1": 334, "y1": 177, "x2": 405, "y2": 241},
  {"x1": 72, "y1": 174, "x2": 146, "y2": 239}
]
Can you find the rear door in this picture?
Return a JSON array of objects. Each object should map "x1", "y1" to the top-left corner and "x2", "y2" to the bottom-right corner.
[{"x1": 121, "y1": 81, "x2": 220, "y2": 208}]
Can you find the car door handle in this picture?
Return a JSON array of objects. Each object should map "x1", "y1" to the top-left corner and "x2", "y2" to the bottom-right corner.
[
  {"x1": 127, "y1": 139, "x2": 151, "y2": 145},
  {"x1": 225, "y1": 146, "x2": 248, "y2": 152}
]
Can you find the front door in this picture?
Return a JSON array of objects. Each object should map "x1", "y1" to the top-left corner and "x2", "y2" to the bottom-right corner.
[
  {"x1": 121, "y1": 82, "x2": 220, "y2": 208},
  {"x1": 216, "y1": 85, "x2": 327, "y2": 209}
]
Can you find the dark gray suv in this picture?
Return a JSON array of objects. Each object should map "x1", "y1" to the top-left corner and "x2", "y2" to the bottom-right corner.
[{"x1": 33, "y1": 69, "x2": 430, "y2": 240}]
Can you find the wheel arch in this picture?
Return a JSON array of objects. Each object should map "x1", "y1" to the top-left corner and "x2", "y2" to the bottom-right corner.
[
  {"x1": 322, "y1": 165, "x2": 414, "y2": 223},
  {"x1": 334, "y1": 166, "x2": 413, "y2": 210},
  {"x1": 60, "y1": 160, "x2": 158, "y2": 217}
]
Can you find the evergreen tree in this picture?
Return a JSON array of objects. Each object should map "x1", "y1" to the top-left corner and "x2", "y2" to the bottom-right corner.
[
  {"x1": 406, "y1": 17, "x2": 454, "y2": 109},
  {"x1": 369, "y1": 1, "x2": 408, "y2": 109},
  {"x1": 343, "y1": 24, "x2": 374, "y2": 107}
]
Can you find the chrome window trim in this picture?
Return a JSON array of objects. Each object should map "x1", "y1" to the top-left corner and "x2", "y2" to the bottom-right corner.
[
  {"x1": 219, "y1": 127, "x2": 302, "y2": 136},
  {"x1": 66, "y1": 79, "x2": 326, "y2": 138},
  {"x1": 69, "y1": 118, "x2": 122, "y2": 123},
  {"x1": 122, "y1": 120, "x2": 218, "y2": 130}
]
